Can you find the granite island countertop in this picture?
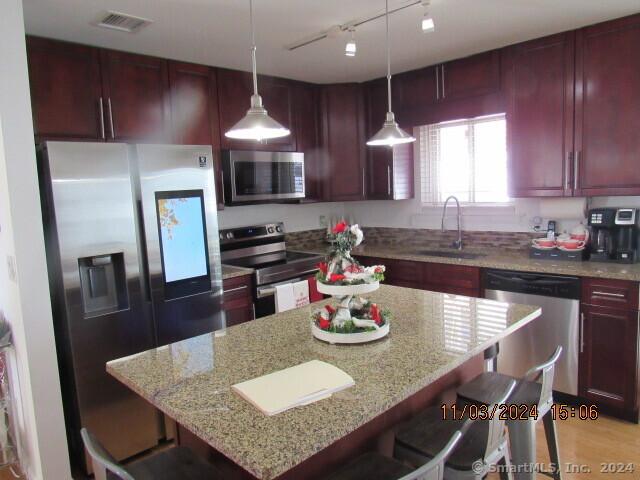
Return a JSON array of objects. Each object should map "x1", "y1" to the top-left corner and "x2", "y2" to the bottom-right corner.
[
  {"x1": 222, "y1": 263, "x2": 254, "y2": 280},
  {"x1": 107, "y1": 285, "x2": 540, "y2": 480},
  {"x1": 292, "y1": 242, "x2": 640, "y2": 282}
]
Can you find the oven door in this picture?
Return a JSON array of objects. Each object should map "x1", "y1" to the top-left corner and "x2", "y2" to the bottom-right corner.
[
  {"x1": 222, "y1": 151, "x2": 305, "y2": 204},
  {"x1": 254, "y1": 276, "x2": 314, "y2": 318}
]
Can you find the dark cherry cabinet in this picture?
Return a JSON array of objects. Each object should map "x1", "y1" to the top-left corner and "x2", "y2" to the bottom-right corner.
[
  {"x1": 392, "y1": 66, "x2": 439, "y2": 124},
  {"x1": 26, "y1": 37, "x2": 104, "y2": 141},
  {"x1": 100, "y1": 50, "x2": 170, "y2": 142},
  {"x1": 440, "y1": 50, "x2": 501, "y2": 101},
  {"x1": 363, "y1": 79, "x2": 414, "y2": 201},
  {"x1": 574, "y1": 15, "x2": 640, "y2": 196},
  {"x1": 168, "y1": 61, "x2": 224, "y2": 209},
  {"x1": 217, "y1": 69, "x2": 296, "y2": 151},
  {"x1": 580, "y1": 277, "x2": 639, "y2": 421},
  {"x1": 223, "y1": 274, "x2": 254, "y2": 327},
  {"x1": 506, "y1": 32, "x2": 576, "y2": 197},
  {"x1": 294, "y1": 83, "x2": 324, "y2": 201},
  {"x1": 320, "y1": 83, "x2": 366, "y2": 201}
]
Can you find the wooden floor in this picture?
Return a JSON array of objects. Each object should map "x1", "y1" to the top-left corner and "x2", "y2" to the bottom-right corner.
[
  {"x1": 488, "y1": 414, "x2": 640, "y2": 479},
  {"x1": 1, "y1": 414, "x2": 636, "y2": 479}
]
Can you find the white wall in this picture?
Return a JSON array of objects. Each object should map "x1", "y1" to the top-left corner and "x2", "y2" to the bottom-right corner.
[
  {"x1": 0, "y1": 1, "x2": 71, "y2": 478},
  {"x1": 218, "y1": 202, "x2": 346, "y2": 232}
]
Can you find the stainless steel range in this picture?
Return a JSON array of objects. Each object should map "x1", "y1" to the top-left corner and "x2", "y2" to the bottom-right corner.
[{"x1": 220, "y1": 223, "x2": 324, "y2": 317}]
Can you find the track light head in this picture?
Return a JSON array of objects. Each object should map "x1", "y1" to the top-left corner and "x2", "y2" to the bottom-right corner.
[{"x1": 345, "y1": 27, "x2": 356, "y2": 57}]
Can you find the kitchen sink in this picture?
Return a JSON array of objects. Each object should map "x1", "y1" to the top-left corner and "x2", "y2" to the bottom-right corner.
[{"x1": 413, "y1": 250, "x2": 486, "y2": 260}]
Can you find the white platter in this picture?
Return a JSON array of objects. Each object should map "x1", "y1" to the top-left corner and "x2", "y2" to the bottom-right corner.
[
  {"x1": 311, "y1": 322, "x2": 390, "y2": 344},
  {"x1": 316, "y1": 281, "x2": 380, "y2": 296}
]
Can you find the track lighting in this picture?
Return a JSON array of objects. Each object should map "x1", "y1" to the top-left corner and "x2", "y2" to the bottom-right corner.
[
  {"x1": 421, "y1": 0, "x2": 435, "y2": 32},
  {"x1": 345, "y1": 27, "x2": 356, "y2": 57}
]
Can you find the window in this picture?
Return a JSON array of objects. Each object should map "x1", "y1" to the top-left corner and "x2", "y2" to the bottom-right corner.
[{"x1": 419, "y1": 114, "x2": 509, "y2": 205}]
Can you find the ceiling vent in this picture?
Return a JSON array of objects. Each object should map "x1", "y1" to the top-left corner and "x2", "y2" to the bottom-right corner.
[{"x1": 94, "y1": 11, "x2": 153, "y2": 33}]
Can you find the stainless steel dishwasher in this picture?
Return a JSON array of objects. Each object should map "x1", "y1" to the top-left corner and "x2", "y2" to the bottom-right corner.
[{"x1": 483, "y1": 269, "x2": 580, "y2": 396}]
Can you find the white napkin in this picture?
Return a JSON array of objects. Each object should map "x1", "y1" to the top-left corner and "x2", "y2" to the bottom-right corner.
[
  {"x1": 293, "y1": 280, "x2": 310, "y2": 308},
  {"x1": 275, "y1": 283, "x2": 295, "y2": 313}
]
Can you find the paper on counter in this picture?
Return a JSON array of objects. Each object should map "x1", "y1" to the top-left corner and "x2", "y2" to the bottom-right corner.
[{"x1": 232, "y1": 360, "x2": 355, "y2": 416}]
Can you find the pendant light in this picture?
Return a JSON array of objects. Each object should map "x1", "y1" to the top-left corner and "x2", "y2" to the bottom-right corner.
[
  {"x1": 225, "y1": 0, "x2": 290, "y2": 141},
  {"x1": 367, "y1": 0, "x2": 416, "y2": 147}
]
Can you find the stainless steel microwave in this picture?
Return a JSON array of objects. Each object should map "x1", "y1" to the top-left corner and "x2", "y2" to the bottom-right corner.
[{"x1": 221, "y1": 150, "x2": 305, "y2": 205}]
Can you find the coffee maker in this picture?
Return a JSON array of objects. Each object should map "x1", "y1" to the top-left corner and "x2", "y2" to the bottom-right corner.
[{"x1": 588, "y1": 208, "x2": 640, "y2": 263}]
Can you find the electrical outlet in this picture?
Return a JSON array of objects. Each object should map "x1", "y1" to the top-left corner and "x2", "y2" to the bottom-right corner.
[{"x1": 319, "y1": 215, "x2": 328, "y2": 227}]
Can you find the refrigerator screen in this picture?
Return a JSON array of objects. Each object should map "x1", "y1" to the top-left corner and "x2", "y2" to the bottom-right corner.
[{"x1": 155, "y1": 190, "x2": 211, "y2": 299}]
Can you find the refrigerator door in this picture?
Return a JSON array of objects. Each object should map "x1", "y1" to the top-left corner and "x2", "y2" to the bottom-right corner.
[
  {"x1": 40, "y1": 142, "x2": 159, "y2": 471},
  {"x1": 133, "y1": 145, "x2": 224, "y2": 346}
]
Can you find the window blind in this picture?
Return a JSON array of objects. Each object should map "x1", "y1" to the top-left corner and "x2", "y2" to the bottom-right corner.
[{"x1": 419, "y1": 114, "x2": 508, "y2": 205}]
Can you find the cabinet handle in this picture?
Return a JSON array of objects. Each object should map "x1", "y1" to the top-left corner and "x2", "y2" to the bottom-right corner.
[
  {"x1": 580, "y1": 312, "x2": 585, "y2": 353},
  {"x1": 251, "y1": 302, "x2": 256, "y2": 320},
  {"x1": 592, "y1": 291, "x2": 625, "y2": 298},
  {"x1": 219, "y1": 168, "x2": 226, "y2": 205},
  {"x1": 441, "y1": 65, "x2": 446, "y2": 99},
  {"x1": 107, "y1": 98, "x2": 115, "y2": 139},
  {"x1": 436, "y1": 66, "x2": 440, "y2": 100},
  {"x1": 362, "y1": 168, "x2": 366, "y2": 197},
  {"x1": 566, "y1": 151, "x2": 573, "y2": 190},
  {"x1": 98, "y1": 97, "x2": 106, "y2": 140},
  {"x1": 573, "y1": 151, "x2": 580, "y2": 191},
  {"x1": 387, "y1": 165, "x2": 392, "y2": 197},
  {"x1": 224, "y1": 285, "x2": 248, "y2": 294}
]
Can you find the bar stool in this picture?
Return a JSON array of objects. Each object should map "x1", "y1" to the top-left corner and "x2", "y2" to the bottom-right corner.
[
  {"x1": 394, "y1": 380, "x2": 517, "y2": 480},
  {"x1": 456, "y1": 346, "x2": 563, "y2": 480},
  {"x1": 324, "y1": 428, "x2": 465, "y2": 480},
  {"x1": 81, "y1": 428, "x2": 222, "y2": 480}
]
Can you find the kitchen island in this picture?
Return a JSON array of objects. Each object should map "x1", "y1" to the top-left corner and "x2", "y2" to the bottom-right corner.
[{"x1": 107, "y1": 285, "x2": 541, "y2": 479}]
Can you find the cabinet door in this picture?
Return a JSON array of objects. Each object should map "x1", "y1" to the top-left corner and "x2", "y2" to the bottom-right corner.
[
  {"x1": 365, "y1": 79, "x2": 394, "y2": 199},
  {"x1": 575, "y1": 15, "x2": 640, "y2": 196},
  {"x1": 321, "y1": 84, "x2": 366, "y2": 201},
  {"x1": 579, "y1": 305, "x2": 638, "y2": 412},
  {"x1": 100, "y1": 50, "x2": 170, "y2": 142},
  {"x1": 168, "y1": 62, "x2": 224, "y2": 209},
  {"x1": 392, "y1": 66, "x2": 438, "y2": 121},
  {"x1": 506, "y1": 33, "x2": 575, "y2": 197},
  {"x1": 217, "y1": 69, "x2": 296, "y2": 151},
  {"x1": 26, "y1": 37, "x2": 104, "y2": 141},
  {"x1": 294, "y1": 83, "x2": 323, "y2": 201},
  {"x1": 440, "y1": 50, "x2": 501, "y2": 101}
]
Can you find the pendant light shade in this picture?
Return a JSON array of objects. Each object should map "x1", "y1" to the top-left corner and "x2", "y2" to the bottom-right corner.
[
  {"x1": 225, "y1": 0, "x2": 290, "y2": 141},
  {"x1": 367, "y1": 0, "x2": 415, "y2": 147}
]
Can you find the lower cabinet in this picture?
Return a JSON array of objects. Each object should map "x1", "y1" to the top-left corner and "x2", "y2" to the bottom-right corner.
[
  {"x1": 355, "y1": 256, "x2": 481, "y2": 297},
  {"x1": 222, "y1": 274, "x2": 254, "y2": 327},
  {"x1": 579, "y1": 278, "x2": 639, "y2": 421}
]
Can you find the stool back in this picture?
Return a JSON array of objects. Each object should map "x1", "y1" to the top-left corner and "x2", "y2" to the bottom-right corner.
[
  {"x1": 523, "y1": 346, "x2": 563, "y2": 411},
  {"x1": 81, "y1": 428, "x2": 134, "y2": 480},
  {"x1": 398, "y1": 429, "x2": 464, "y2": 480},
  {"x1": 484, "y1": 379, "x2": 517, "y2": 461}
]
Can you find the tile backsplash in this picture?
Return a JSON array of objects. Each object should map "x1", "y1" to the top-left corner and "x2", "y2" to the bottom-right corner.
[{"x1": 287, "y1": 227, "x2": 539, "y2": 252}]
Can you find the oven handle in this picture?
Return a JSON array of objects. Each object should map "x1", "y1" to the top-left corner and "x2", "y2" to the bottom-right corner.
[{"x1": 256, "y1": 272, "x2": 317, "y2": 298}]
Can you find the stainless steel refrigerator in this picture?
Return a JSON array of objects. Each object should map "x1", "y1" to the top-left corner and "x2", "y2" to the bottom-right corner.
[{"x1": 38, "y1": 142, "x2": 224, "y2": 474}]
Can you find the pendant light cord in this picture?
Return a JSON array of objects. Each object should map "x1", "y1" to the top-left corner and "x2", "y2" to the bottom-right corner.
[
  {"x1": 386, "y1": 0, "x2": 392, "y2": 114},
  {"x1": 250, "y1": 0, "x2": 259, "y2": 96}
]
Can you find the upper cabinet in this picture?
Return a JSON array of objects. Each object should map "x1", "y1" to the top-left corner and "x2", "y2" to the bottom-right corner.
[
  {"x1": 26, "y1": 37, "x2": 104, "y2": 141},
  {"x1": 393, "y1": 50, "x2": 502, "y2": 126},
  {"x1": 508, "y1": 14, "x2": 640, "y2": 198},
  {"x1": 100, "y1": 50, "x2": 170, "y2": 142},
  {"x1": 574, "y1": 15, "x2": 640, "y2": 196},
  {"x1": 217, "y1": 69, "x2": 297, "y2": 152},
  {"x1": 293, "y1": 83, "x2": 324, "y2": 201},
  {"x1": 364, "y1": 78, "x2": 414, "y2": 201},
  {"x1": 320, "y1": 83, "x2": 366, "y2": 201},
  {"x1": 506, "y1": 33, "x2": 576, "y2": 197}
]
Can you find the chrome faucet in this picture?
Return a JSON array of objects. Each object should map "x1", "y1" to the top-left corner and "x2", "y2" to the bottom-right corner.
[{"x1": 441, "y1": 195, "x2": 463, "y2": 250}]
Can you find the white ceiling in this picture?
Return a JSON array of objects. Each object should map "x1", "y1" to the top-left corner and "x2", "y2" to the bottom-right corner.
[{"x1": 23, "y1": 0, "x2": 640, "y2": 84}]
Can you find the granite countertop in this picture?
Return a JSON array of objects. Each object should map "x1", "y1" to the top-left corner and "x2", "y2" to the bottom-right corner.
[
  {"x1": 107, "y1": 285, "x2": 540, "y2": 480},
  {"x1": 293, "y1": 242, "x2": 640, "y2": 282},
  {"x1": 222, "y1": 264, "x2": 254, "y2": 280}
]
